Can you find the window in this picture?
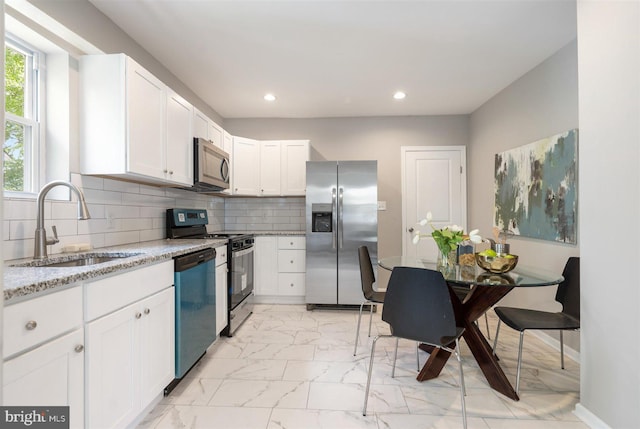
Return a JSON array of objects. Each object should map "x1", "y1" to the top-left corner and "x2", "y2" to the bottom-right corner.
[{"x1": 4, "y1": 35, "x2": 42, "y2": 194}]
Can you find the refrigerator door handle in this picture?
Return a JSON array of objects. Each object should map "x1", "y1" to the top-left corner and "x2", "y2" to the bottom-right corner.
[
  {"x1": 338, "y1": 187, "x2": 344, "y2": 249},
  {"x1": 332, "y1": 187, "x2": 337, "y2": 249}
]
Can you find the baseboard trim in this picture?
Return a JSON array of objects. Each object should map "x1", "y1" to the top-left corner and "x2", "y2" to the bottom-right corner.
[
  {"x1": 574, "y1": 403, "x2": 612, "y2": 429},
  {"x1": 252, "y1": 295, "x2": 305, "y2": 305},
  {"x1": 528, "y1": 329, "x2": 580, "y2": 363}
]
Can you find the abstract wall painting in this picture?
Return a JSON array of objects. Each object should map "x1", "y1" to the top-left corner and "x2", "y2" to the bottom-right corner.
[{"x1": 494, "y1": 129, "x2": 578, "y2": 244}]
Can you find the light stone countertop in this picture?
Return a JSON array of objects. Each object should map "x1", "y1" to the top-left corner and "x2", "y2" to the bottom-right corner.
[{"x1": 3, "y1": 238, "x2": 227, "y2": 304}]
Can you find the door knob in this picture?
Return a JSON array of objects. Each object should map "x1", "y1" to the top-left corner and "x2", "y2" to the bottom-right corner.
[{"x1": 408, "y1": 227, "x2": 414, "y2": 233}]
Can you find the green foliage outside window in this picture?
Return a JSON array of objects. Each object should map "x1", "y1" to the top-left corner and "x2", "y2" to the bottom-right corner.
[{"x1": 4, "y1": 45, "x2": 27, "y2": 192}]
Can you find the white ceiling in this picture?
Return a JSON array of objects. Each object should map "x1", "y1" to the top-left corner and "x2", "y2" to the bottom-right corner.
[{"x1": 88, "y1": 0, "x2": 577, "y2": 119}]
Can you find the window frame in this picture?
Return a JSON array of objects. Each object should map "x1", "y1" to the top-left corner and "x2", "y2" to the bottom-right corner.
[{"x1": 4, "y1": 33, "x2": 45, "y2": 198}]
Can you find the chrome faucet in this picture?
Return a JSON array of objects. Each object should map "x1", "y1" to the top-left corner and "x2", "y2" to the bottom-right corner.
[{"x1": 34, "y1": 180, "x2": 91, "y2": 259}]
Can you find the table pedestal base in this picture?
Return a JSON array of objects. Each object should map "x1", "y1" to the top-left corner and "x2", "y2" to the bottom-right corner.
[{"x1": 416, "y1": 283, "x2": 520, "y2": 401}]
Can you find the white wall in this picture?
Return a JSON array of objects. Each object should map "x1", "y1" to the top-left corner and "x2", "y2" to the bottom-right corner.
[
  {"x1": 468, "y1": 40, "x2": 580, "y2": 351},
  {"x1": 576, "y1": 1, "x2": 640, "y2": 427}
]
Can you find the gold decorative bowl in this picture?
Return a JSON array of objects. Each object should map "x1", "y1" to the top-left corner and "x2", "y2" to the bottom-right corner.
[{"x1": 475, "y1": 253, "x2": 519, "y2": 274}]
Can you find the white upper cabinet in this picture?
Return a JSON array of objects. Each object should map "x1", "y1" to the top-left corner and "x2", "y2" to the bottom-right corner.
[
  {"x1": 193, "y1": 107, "x2": 225, "y2": 150},
  {"x1": 80, "y1": 54, "x2": 193, "y2": 186},
  {"x1": 259, "y1": 141, "x2": 282, "y2": 196},
  {"x1": 165, "y1": 89, "x2": 194, "y2": 185},
  {"x1": 192, "y1": 108, "x2": 209, "y2": 140},
  {"x1": 232, "y1": 136, "x2": 261, "y2": 195},
  {"x1": 223, "y1": 130, "x2": 233, "y2": 155},
  {"x1": 280, "y1": 140, "x2": 310, "y2": 195},
  {"x1": 208, "y1": 121, "x2": 224, "y2": 149},
  {"x1": 126, "y1": 60, "x2": 165, "y2": 180},
  {"x1": 232, "y1": 138, "x2": 310, "y2": 196}
]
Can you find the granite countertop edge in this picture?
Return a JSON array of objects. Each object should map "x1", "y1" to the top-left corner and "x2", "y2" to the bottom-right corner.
[
  {"x1": 243, "y1": 231, "x2": 305, "y2": 236},
  {"x1": 3, "y1": 238, "x2": 227, "y2": 304}
]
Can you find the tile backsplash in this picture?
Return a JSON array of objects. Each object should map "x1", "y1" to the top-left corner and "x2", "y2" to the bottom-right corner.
[
  {"x1": 224, "y1": 197, "x2": 305, "y2": 232},
  {"x1": 3, "y1": 174, "x2": 305, "y2": 261}
]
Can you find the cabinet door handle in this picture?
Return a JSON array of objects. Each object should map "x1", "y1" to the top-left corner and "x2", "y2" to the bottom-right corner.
[
  {"x1": 25, "y1": 320, "x2": 37, "y2": 330},
  {"x1": 135, "y1": 312, "x2": 142, "y2": 319},
  {"x1": 169, "y1": 171, "x2": 174, "y2": 175},
  {"x1": 290, "y1": 260, "x2": 294, "y2": 264},
  {"x1": 144, "y1": 308, "x2": 151, "y2": 315},
  {"x1": 74, "y1": 344, "x2": 84, "y2": 353}
]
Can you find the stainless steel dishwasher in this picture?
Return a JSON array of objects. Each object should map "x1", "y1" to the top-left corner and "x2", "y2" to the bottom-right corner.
[{"x1": 165, "y1": 247, "x2": 216, "y2": 394}]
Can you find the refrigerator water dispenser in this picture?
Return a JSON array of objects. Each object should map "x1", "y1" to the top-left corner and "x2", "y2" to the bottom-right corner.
[{"x1": 311, "y1": 204, "x2": 332, "y2": 232}]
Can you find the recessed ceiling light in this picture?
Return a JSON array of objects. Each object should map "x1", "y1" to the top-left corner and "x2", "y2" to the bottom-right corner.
[
  {"x1": 393, "y1": 91, "x2": 406, "y2": 100},
  {"x1": 264, "y1": 93, "x2": 276, "y2": 102}
]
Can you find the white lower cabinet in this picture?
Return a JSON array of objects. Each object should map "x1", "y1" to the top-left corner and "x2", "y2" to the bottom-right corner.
[
  {"x1": 277, "y1": 237, "x2": 306, "y2": 296},
  {"x1": 3, "y1": 329, "x2": 84, "y2": 429},
  {"x1": 254, "y1": 236, "x2": 279, "y2": 296},
  {"x1": 84, "y1": 261, "x2": 174, "y2": 429},
  {"x1": 3, "y1": 286, "x2": 84, "y2": 429},
  {"x1": 215, "y1": 245, "x2": 228, "y2": 336},
  {"x1": 255, "y1": 236, "x2": 306, "y2": 302}
]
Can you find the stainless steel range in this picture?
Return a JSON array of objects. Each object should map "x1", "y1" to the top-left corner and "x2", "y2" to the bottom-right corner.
[
  {"x1": 205, "y1": 232, "x2": 254, "y2": 337},
  {"x1": 166, "y1": 209, "x2": 254, "y2": 337}
]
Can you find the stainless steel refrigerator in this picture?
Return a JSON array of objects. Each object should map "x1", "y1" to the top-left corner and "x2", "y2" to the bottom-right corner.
[{"x1": 305, "y1": 161, "x2": 378, "y2": 307}]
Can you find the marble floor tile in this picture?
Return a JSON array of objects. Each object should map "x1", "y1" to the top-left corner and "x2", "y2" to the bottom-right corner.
[
  {"x1": 309, "y1": 381, "x2": 408, "y2": 413},
  {"x1": 140, "y1": 305, "x2": 586, "y2": 429},
  {"x1": 267, "y1": 409, "x2": 379, "y2": 429},
  {"x1": 377, "y1": 413, "x2": 491, "y2": 429},
  {"x1": 153, "y1": 405, "x2": 272, "y2": 429},
  {"x1": 208, "y1": 379, "x2": 310, "y2": 409}
]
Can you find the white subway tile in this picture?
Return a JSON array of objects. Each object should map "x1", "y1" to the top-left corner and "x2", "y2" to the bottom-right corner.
[
  {"x1": 4, "y1": 198, "x2": 43, "y2": 221},
  {"x1": 4, "y1": 238, "x2": 33, "y2": 261},
  {"x1": 104, "y1": 231, "x2": 140, "y2": 247},
  {"x1": 140, "y1": 228, "x2": 164, "y2": 242},
  {"x1": 9, "y1": 220, "x2": 37, "y2": 240},
  {"x1": 103, "y1": 179, "x2": 141, "y2": 194},
  {"x1": 72, "y1": 174, "x2": 104, "y2": 190},
  {"x1": 51, "y1": 202, "x2": 80, "y2": 219},
  {"x1": 83, "y1": 188, "x2": 123, "y2": 205}
]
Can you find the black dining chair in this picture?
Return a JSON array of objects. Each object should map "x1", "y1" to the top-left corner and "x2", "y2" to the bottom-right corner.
[
  {"x1": 492, "y1": 256, "x2": 580, "y2": 395},
  {"x1": 354, "y1": 246, "x2": 386, "y2": 356},
  {"x1": 363, "y1": 266, "x2": 467, "y2": 429}
]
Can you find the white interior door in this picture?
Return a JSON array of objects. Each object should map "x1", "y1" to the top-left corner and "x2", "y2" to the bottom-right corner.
[{"x1": 402, "y1": 146, "x2": 467, "y2": 261}]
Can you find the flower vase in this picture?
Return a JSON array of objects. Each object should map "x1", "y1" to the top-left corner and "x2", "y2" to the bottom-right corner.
[{"x1": 437, "y1": 248, "x2": 457, "y2": 273}]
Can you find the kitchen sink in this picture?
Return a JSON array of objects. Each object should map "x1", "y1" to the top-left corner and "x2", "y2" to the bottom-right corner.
[{"x1": 12, "y1": 253, "x2": 142, "y2": 268}]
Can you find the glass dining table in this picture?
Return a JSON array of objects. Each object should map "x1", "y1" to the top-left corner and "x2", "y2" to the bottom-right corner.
[{"x1": 378, "y1": 256, "x2": 564, "y2": 401}]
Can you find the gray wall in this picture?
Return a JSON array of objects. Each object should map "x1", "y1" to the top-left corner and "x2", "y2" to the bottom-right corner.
[
  {"x1": 225, "y1": 116, "x2": 470, "y2": 265},
  {"x1": 577, "y1": 2, "x2": 639, "y2": 427},
  {"x1": 468, "y1": 40, "x2": 580, "y2": 351}
]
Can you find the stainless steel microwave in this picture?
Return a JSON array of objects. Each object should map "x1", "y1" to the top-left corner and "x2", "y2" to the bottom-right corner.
[{"x1": 193, "y1": 137, "x2": 230, "y2": 191}]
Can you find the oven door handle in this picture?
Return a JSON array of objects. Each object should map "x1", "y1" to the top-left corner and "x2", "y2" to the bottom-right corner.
[{"x1": 232, "y1": 247, "x2": 254, "y2": 258}]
